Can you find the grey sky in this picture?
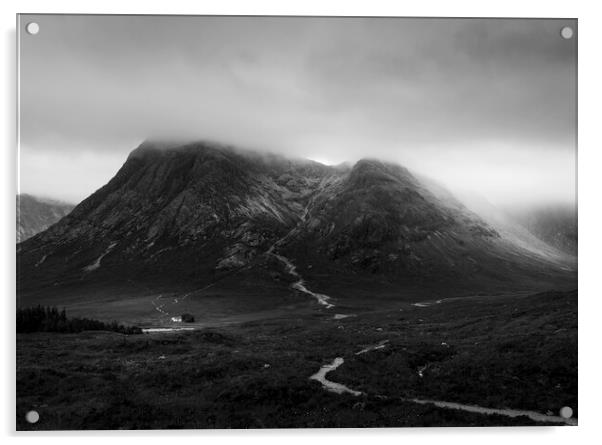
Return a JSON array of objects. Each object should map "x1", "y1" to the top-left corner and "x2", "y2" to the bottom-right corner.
[{"x1": 19, "y1": 15, "x2": 576, "y2": 206}]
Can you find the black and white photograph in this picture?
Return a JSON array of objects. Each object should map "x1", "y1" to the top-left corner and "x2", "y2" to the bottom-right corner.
[{"x1": 15, "y1": 14, "x2": 577, "y2": 430}]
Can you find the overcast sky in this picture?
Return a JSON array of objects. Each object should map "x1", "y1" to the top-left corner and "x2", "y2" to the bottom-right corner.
[{"x1": 19, "y1": 15, "x2": 576, "y2": 206}]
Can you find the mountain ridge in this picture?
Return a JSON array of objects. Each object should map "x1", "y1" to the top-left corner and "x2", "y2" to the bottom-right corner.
[{"x1": 17, "y1": 141, "x2": 576, "y2": 313}]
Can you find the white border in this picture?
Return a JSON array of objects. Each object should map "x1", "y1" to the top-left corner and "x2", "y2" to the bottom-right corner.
[{"x1": 2, "y1": 1, "x2": 601, "y2": 444}]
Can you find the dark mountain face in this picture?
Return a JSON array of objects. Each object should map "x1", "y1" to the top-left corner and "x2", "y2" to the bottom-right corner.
[
  {"x1": 17, "y1": 141, "x2": 575, "y2": 303},
  {"x1": 280, "y1": 160, "x2": 573, "y2": 292},
  {"x1": 17, "y1": 142, "x2": 343, "y2": 294},
  {"x1": 17, "y1": 194, "x2": 74, "y2": 243}
]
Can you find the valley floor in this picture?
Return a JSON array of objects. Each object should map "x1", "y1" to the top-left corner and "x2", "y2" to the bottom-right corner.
[{"x1": 16, "y1": 289, "x2": 577, "y2": 429}]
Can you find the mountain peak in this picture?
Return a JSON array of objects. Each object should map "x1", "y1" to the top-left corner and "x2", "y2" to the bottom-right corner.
[
  {"x1": 127, "y1": 139, "x2": 230, "y2": 161},
  {"x1": 347, "y1": 157, "x2": 415, "y2": 190}
]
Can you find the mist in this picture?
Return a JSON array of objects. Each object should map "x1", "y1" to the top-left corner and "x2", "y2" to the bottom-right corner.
[{"x1": 18, "y1": 15, "x2": 576, "y2": 207}]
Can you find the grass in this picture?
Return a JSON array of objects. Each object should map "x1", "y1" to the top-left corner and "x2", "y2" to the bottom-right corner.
[
  {"x1": 332, "y1": 290, "x2": 577, "y2": 417},
  {"x1": 16, "y1": 289, "x2": 576, "y2": 430}
]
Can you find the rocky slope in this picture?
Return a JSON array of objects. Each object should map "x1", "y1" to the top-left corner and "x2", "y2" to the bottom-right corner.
[
  {"x1": 17, "y1": 194, "x2": 74, "y2": 243},
  {"x1": 17, "y1": 141, "x2": 576, "y2": 302}
]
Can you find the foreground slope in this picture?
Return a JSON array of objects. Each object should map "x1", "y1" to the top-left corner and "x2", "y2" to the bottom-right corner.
[{"x1": 17, "y1": 289, "x2": 577, "y2": 429}]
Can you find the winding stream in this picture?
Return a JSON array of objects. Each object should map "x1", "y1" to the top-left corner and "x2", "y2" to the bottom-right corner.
[
  {"x1": 406, "y1": 398, "x2": 577, "y2": 426},
  {"x1": 334, "y1": 314, "x2": 355, "y2": 320},
  {"x1": 355, "y1": 340, "x2": 389, "y2": 355},
  {"x1": 267, "y1": 200, "x2": 336, "y2": 309},
  {"x1": 291, "y1": 279, "x2": 334, "y2": 308},
  {"x1": 83, "y1": 242, "x2": 117, "y2": 272},
  {"x1": 309, "y1": 357, "x2": 362, "y2": 396},
  {"x1": 309, "y1": 339, "x2": 577, "y2": 426},
  {"x1": 269, "y1": 251, "x2": 334, "y2": 309}
]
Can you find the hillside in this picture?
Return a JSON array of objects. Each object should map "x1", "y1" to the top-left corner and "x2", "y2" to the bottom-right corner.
[
  {"x1": 17, "y1": 141, "x2": 576, "y2": 322},
  {"x1": 17, "y1": 194, "x2": 74, "y2": 243},
  {"x1": 507, "y1": 204, "x2": 577, "y2": 256}
]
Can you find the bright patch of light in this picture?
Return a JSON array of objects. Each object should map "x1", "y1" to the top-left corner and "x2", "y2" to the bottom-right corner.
[{"x1": 307, "y1": 157, "x2": 334, "y2": 166}]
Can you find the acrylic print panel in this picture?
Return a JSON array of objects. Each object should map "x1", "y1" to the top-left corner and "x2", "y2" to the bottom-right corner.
[{"x1": 16, "y1": 15, "x2": 577, "y2": 430}]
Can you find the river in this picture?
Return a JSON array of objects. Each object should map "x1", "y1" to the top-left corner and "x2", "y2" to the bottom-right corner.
[{"x1": 309, "y1": 339, "x2": 577, "y2": 426}]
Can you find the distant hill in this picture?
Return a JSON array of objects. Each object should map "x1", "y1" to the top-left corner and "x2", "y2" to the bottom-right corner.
[
  {"x1": 17, "y1": 141, "x2": 576, "y2": 308},
  {"x1": 17, "y1": 194, "x2": 74, "y2": 243},
  {"x1": 506, "y1": 204, "x2": 577, "y2": 257}
]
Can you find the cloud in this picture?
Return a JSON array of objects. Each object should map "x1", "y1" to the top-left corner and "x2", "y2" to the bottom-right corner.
[{"x1": 19, "y1": 15, "x2": 576, "y2": 205}]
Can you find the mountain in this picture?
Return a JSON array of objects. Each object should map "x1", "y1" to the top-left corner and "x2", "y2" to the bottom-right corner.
[
  {"x1": 506, "y1": 204, "x2": 577, "y2": 256},
  {"x1": 278, "y1": 159, "x2": 574, "y2": 295},
  {"x1": 17, "y1": 141, "x2": 576, "y2": 314},
  {"x1": 452, "y1": 191, "x2": 576, "y2": 262},
  {"x1": 17, "y1": 194, "x2": 74, "y2": 243},
  {"x1": 17, "y1": 141, "x2": 340, "y2": 296}
]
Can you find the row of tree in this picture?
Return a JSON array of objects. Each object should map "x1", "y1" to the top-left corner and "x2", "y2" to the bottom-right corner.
[{"x1": 16, "y1": 306, "x2": 142, "y2": 334}]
